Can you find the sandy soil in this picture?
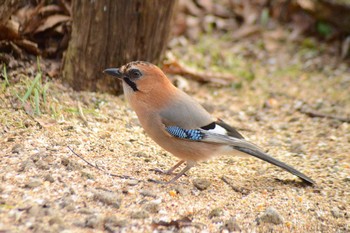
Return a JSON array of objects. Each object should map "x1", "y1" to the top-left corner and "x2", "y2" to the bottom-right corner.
[{"x1": 1, "y1": 42, "x2": 350, "y2": 232}]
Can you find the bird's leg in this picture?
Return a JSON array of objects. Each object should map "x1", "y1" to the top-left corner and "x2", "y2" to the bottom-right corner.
[
  {"x1": 149, "y1": 161, "x2": 196, "y2": 184},
  {"x1": 166, "y1": 161, "x2": 195, "y2": 184},
  {"x1": 150, "y1": 160, "x2": 185, "y2": 175}
]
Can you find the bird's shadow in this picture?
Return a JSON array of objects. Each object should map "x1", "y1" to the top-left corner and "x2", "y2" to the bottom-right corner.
[
  {"x1": 221, "y1": 175, "x2": 316, "y2": 196},
  {"x1": 273, "y1": 178, "x2": 314, "y2": 188}
]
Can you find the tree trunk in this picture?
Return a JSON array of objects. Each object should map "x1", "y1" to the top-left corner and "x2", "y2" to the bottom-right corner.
[{"x1": 63, "y1": 0, "x2": 177, "y2": 94}]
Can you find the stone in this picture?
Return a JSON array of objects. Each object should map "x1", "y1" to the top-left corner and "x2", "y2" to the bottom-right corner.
[
  {"x1": 49, "y1": 216, "x2": 63, "y2": 225},
  {"x1": 193, "y1": 178, "x2": 211, "y2": 190},
  {"x1": 209, "y1": 208, "x2": 223, "y2": 218},
  {"x1": 130, "y1": 210, "x2": 149, "y2": 219},
  {"x1": 18, "y1": 159, "x2": 36, "y2": 172},
  {"x1": 143, "y1": 202, "x2": 160, "y2": 213},
  {"x1": 35, "y1": 160, "x2": 50, "y2": 170},
  {"x1": 85, "y1": 215, "x2": 104, "y2": 229},
  {"x1": 44, "y1": 174, "x2": 54, "y2": 183},
  {"x1": 24, "y1": 179, "x2": 42, "y2": 188},
  {"x1": 11, "y1": 144, "x2": 23, "y2": 154},
  {"x1": 104, "y1": 216, "x2": 127, "y2": 228},
  {"x1": 331, "y1": 207, "x2": 342, "y2": 218},
  {"x1": 140, "y1": 189, "x2": 157, "y2": 198},
  {"x1": 93, "y1": 190, "x2": 121, "y2": 208},
  {"x1": 289, "y1": 142, "x2": 305, "y2": 154},
  {"x1": 222, "y1": 218, "x2": 241, "y2": 232},
  {"x1": 126, "y1": 179, "x2": 139, "y2": 186},
  {"x1": 81, "y1": 171, "x2": 95, "y2": 180},
  {"x1": 258, "y1": 207, "x2": 284, "y2": 225}
]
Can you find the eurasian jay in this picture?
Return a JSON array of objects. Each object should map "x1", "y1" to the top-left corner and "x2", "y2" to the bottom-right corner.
[{"x1": 104, "y1": 61, "x2": 315, "y2": 185}]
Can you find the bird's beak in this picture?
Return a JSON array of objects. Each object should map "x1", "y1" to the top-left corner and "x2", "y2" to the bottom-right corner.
[{"x1": 103, "y1": 68, "x2": 122, "y2": 78}]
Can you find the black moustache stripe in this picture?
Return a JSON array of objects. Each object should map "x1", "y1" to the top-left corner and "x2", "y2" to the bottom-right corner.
[{"x1": 124, "y1": 78, "x2": 138, "y2": 91}]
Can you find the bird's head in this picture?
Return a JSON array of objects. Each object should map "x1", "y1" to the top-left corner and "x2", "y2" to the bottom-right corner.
[{"x1": 104, "y1": 61, "x2": 172, "y2": 95}]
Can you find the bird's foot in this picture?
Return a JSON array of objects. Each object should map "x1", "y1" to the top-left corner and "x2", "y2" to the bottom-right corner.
[
  {"x1": 148, "y1": 178, "x2": 169, "y2": 184},
  {"x1": 149, "y1": 168, "x2": 175, "y2": 175}
]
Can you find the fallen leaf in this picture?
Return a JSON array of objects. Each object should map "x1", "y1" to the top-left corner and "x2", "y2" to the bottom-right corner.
[
  {"x1": 15, "y1": 39, "x2": 40, "y2": 55},
  {"x1": 38, "y1": 5, "x2": 62, "y2": 16},
  {"x1": 34, "y1": 14, "x2": 70, "y2": 33},
  {"x1": 0, "y1": 19, "x2": 20, "y2": 40}
]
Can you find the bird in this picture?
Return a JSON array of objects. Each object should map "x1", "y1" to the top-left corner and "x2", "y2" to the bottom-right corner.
[{"x1": 104, "y1": 61, "x2": 315, "y2": 185}]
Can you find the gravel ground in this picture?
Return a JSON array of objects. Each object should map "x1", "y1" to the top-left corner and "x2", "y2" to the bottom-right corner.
[{"x1": 1, "y1": 44, "x2": 350, "y2": 232}]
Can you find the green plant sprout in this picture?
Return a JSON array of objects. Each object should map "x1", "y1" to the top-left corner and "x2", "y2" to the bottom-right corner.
[
  {"x1": 1, "y1": 64, "x2": 10, "y2": 91},
  {"x1": 19, "y1": 57, "x2": 48, "y2": 116}
]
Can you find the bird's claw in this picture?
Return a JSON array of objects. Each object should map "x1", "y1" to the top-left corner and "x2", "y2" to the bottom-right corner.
[
  {"x1": 147, "y1": 178, "x2": 168, "y2": 184},
  {"x1": 149, "y1": 168, "x2": 174, "y2": 175}
]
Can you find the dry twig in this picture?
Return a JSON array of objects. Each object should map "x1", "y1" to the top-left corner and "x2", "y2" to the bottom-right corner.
[
  {"x1": 299, "y1": 108, "x2": 350, "y2": 123},
  {"x1": 67, "y1": 146, "x2": 140, "y2": 181}
]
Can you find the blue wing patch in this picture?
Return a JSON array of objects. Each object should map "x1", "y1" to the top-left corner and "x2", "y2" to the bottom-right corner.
[{"x1": 166, "y1": 126, "x2": 203, "y2": 141}]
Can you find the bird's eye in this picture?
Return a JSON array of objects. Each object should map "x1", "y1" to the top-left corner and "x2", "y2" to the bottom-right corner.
[{"x1": 129, "y1": 69, "x2": 142, "y2": 79}]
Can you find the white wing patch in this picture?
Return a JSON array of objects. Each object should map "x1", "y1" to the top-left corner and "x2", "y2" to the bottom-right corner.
[{"x1": 206, "y1": 124, "x2": 228, "y2": 135}]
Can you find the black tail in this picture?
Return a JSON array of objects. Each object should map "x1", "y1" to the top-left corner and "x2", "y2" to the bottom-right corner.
[{"x1": 234, "y1": 147, "x2": 315, "y2": 185}]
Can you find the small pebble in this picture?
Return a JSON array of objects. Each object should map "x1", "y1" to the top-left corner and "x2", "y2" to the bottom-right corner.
[
  {"x1": 61, "y1": 157, "x2": 70, "y2": 166},
  {"x1": 104, "y1": 216, "x2": 127, "y2": 227},
  {"x1": 222, "y1": 218, "x2": 241, "y2": 232},
  {"x1": 209, "y1": 208, "x2": 223, "y2": 218},
  {"x1": 68, "y1": 187, "x2": 76, "y2": 195},
  {"x1": 44, "y1": 174, "x2": 55, "y2": 183},
  {"x1": 174, "y1": 185, "x2": 187, "y2": 195},
  {"x1": 211, "y1": 217, "x2": 223, "y2": 224},
  {"x1": 30, "y1": 152, "x2": 44, "y2": 162},
  {"x1": 81, "y1": 171, "x2": 95, "y2": 180},
  {"x1": 35, "y1": 160, "x2": 50, "y2": 170},
  {"x1": 268, "y1": 138, "x2": 281, "y2": 147},
  {"x1": 258, "y1": 207, "x2": 284, "y2": 225},
  {"x1": 331, "y1": 207, "x2": 342, "y2": 218},
  {"x1": 25, "y1": 179, "x2": 42, "y2": 188},
  {"x1": 59, "y1": 197, "x2": 73, "y2": 209},
  {"x1": 49, "y1": 216, "x2": 63, "y2": 225},
  {"x1": 31, "y1": 223, "x2": 51, "y2": 233},
  {"x1": 93, "y1": 190, "x2": 121, "y2": 208},
  {"x1": 11, "y1": 144, "x2": 23, "y2": 154},
  {"x1": 288, "y1": 117, "x2": 300, "y2": 122},
  {"x1": 193, "y1": 178, "x2": 211, "y2": 190},
  {"x1": 78, "y1": 208, "x2": 94, "y2": 215},
  {"x1": 61, "y1": 157, "x2": 81, "y2": 171},
  {"x1": 127, "y1": 179, "x2": 139, "y2": 186},
  {"x1": 98, "y1": 132, "x2": 111, "y2": 139},
  {"x1": 62, "y1": 125, "x2": 74, "y2": 131},
  {"x1": 143, "y1": 202, "x2": 160, "y2": 213},
  {"x1": 28, "y1": 205, "x2": 41, "y2": 217},
  {"x1": 140, "y1": 189, "x2": 157, "y2": 198},
  {"x1": 289, "y1": 142, "x2": 305, "y2": 154},
  {"x1": 130, "y1": 210, "x2": 149, "y2": 219},
  {"x1": 24, "y1": 119, "x2": 33, "y2": 127},
  {"x1": 18, "y1": 160, "x2": 36, "y2": 172},
  {"x1": 280, "y1": 124, "x2": 290, "y2": 131},
  {"x1": 27, "y1": 204, "x2": 51, "y2": 217},
  {"x1": 73, "y1": 220, "x2": 86, "y2": 228},
  {"x1": 85, "y1": 215, "x2": 104, "y2": 229}
]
